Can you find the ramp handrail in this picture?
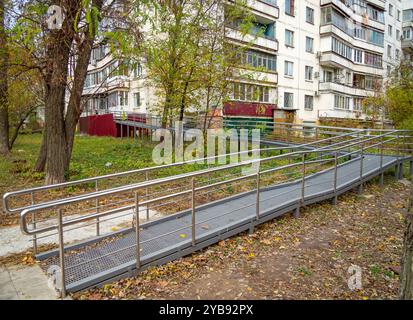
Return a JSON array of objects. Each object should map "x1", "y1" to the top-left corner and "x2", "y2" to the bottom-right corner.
[
  {"x1": 19, "y1": 128, "x2": 412, "y2": 297},
  {"x1": 2, "y1": 127, "x2": 366, "y2": 214},
  {"x1": 19, "y1": 129, "x2": 411, "y2": 237}
]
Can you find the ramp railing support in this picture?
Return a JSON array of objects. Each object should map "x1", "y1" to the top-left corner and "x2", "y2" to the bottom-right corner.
[
  {"x1": 332, "y1": 152, "x2": 338, "y2": 205},
  {"x1": 57, "y1": 209, "x2": 66, "y2": 298},
  {"x1": 380, "y1": 136, "x2": 384, "y2": 188},
  {"x1": 95, "y1": 180, "x2": 100, "y2": 236},
  {"x1": 31, "y1": 192, "x2": 37, "y2": 255},
  {"x1": 191, "y1": 178, "x2": 196, "y2": 246},
  {"x1": 135, "y1": 192, "x2": 141, "y2": 271},
  {"x1": 256, "y1": 171, "x2": 260, "y2": 220},
  {"x1": 358, "y1": 143, "x2": 364, "y2": 195}
]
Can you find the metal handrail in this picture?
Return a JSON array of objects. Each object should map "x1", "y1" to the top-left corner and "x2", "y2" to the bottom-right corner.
[
  {"x1": 19, "y1": 129, "x2": 410, "y2": 236},
  {"x1": 3, "y1": 126, "x2": 366, "y2": 214},
  {"x1": 22, "y1": 127, "x2": 412, "y2": 297}
]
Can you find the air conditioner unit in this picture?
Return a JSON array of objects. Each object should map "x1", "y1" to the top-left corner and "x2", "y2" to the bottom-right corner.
[{"x1": 314, "y1": 72, "x2": 320, "y2": 78}]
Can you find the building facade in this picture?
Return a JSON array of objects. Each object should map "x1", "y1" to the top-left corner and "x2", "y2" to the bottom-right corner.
[
  {"x1": 82, "y1": 0, "x2": 404, "y2": 126},
  {"x1": 403, "y1": 0, "x2": 413, "y2": 60}
]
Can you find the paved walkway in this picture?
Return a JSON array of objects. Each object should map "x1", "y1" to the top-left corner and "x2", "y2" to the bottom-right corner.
[{"x1": 0, "y1": 264, "x2": 63, "y2": 300}]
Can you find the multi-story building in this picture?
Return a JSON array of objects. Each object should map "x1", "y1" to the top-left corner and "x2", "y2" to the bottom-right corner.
[
  {"x1": 402, "y1": 0, "x2": 413, "y2": 61},
  {"x1": 81, "y1": 0, "x2": 404, "y2": 127}
]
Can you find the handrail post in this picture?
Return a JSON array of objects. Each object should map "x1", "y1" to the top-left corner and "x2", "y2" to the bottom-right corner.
[
  {"x1": 333, "y1": 152, "x2": 338, "y2": 205},
  {"x1": 31, "y1": 192, "x2": 38, "y2": 255},
  {"x1": 57, "y1": 209, "x2": 66, "y2": 298},
  {"x1": 134, "y1": 192, "x2": 141, "y2": 270},
  {"x1": 256, "y1": 171, "x2": 260, "y2": 220},
  {"x1": 191, "y1": 177, "x2": 196, "y2": 246},
  {"x1": 301, "y1": 153, "x2": 306, "y2": 205},
  {"x1": 380, "y1": 136, "x2": 384, "y2": 187},
  {"x1": 145, "y1": 171, "x2": 150, "y2": 221},
  {"x1": 359, "y1": 142, "x2": 364, "y2": 195},
  {"x1": 95, "y1": 180, "x2": 100, "y2": 236}
]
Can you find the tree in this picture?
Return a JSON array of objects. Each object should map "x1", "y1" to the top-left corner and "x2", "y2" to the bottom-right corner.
[
  {"x1": 8, "y1": 0, "x2": 148, "y2": 183},
  {"x1": 143, "y1": 0, "x2": 255, "y2": 128},
  {"x1": 0, "y1": 0, "x2": 9, "y2": 155}
]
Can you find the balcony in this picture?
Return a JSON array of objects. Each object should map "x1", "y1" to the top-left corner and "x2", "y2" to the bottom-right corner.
[
  {"x1": 318, "y1": 108, "x2": 366, "y2": 120},
  {"x1": 225, "y1": 27, "x2": 279, "y2": 53},
  {"x1": 319, "y1": 81, "x2": 372, "y2": 97},
  {"x1": 319, "y1": 52, "x2": 384, "y2": 75},
  {"x1": 226, "y1": 0, "x2": 279, "y2": 20}
]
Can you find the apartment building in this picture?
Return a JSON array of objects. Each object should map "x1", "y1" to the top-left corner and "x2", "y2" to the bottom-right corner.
[
  {"x1": 81, "y1": 0, "x2": 404, "y2": 126},
  {"x1": 402, "y1": 0, "x2": 413, "y2": 60}
]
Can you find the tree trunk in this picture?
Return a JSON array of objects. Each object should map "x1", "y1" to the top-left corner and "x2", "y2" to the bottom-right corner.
[
  {"x1": 0, "y1": 0, "x2": 9, "y2": 155},
  {"x1": 400, "y1": 188, "x2": 413, "y2": 299},
  {"x1": 34, "y1": 132, "x2": 47, "y2": 172},
  {"x1": 64, "y1": 0, "x2": 102, "y2": 171}
]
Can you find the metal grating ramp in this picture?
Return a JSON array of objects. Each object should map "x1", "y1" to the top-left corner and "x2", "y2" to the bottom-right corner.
[{"x1": 40, "y1": 154, "x2": 402, "y2": 292}]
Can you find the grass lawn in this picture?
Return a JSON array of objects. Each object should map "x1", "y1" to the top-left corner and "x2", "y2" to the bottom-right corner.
[{"x1": 0, "y1": 133, "x2": 157, "y2": 193}]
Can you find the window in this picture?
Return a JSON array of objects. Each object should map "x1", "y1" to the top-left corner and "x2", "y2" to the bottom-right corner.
[
  {"x1": 284, "y1": 60, "x2": 294, "y2": 77},
  {"x1": 354, "y1": 49, "x2": 363, "y2": 63},
  {"x1": 232, "y1": 83, "x2": 270, "y2": 103},
  {"x1": 389, "y1": 4, "x2": 393, "y2": 17},
  {"x1": 387, "y1": 45, "x2": 392, "y2": 59},
  {"x1": 396, "y1": 49, "x2": 400, "y2": 60},
  {"x1": 285, "y1": 29, "x2": 294, "y2": 47},
  {"x1": 306, "y1": 7, "x2": 314, "y2": 24},
  {"x1": 331, "y1": 37, "x2": 352, "y2": 60},
  {"x1": 364, "y1": 52, "x2": 382, "y2": 67},
  {"x1": 119, "y1": 91, "x2": 128, "y2": 106},
  {"x1": 305, "y1": 36, "x2": 314, "y2": 53},
  {"x1": 388, "y1": 25, "x2": 392, "y2": 37},
  {"x1": 323, "y1": 70, "x2": 333, "y2": 82},
  {"x1": 354, "y1": 98, "x2": 363, "y2": 111},
  {"x1": 284, "y1": 92, "x2": 294, "y2": 108},
  {"x1": 396, "y1": 29, "x2": 400, "y2": 40},
  {"x1": 397, "y1": 10, "x2": 401, "y2": 21},
  {"x1": 133, "y1": 64, "x2": 142, "y2": 78},
  {"x1": 334, "y1": 95, "x2": 350, "y2": 110},
  {"x1": 240, "y1": 49, "x2": 277, "y2": 71},
  {"x1": 304, "y1": 95, "x2": 313, "y2": 111},
  {"x1": 305, "y1": 66, "x2": 313, "y2": 81},
  {"x1": 285, "y1": 0, "x2": 295, "y2": 16},
  {"x1": 134, "y1": 92, "x2": 141, "y2": 107}
]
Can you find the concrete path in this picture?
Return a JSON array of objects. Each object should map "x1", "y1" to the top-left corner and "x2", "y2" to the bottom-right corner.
[
  {"x1": 0, "y1": 264, "x2": 62, "y2": 300},
  {"x1": 0, "y1": 207, "x2": 158, "y2": 257}
]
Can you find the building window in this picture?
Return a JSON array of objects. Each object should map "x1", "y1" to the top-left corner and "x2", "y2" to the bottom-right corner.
[
  {"x1": 388, "y1": 25, "x2": 393, "y2": 37},
  {"x1": 397, "y1": 10, "x2": 401, "y2": 22},
  {"x1": 305, "y1": 36, "x2": 314, "y2": 53},
  {"x1": 354, "y1": 98, "x2": 363, "y2": 111},
  {"x1": 323, "y1": 70, "x2": 333, "y2": 82},
  {"x1": 239, "y1": 49, "x2": 277, "y2": 72},
  {"x1": 119, "y1": 91, "x2": 128, "y2": 106},
  {"x1": 304, "y1": 95, "x2": 313, "y2": 111},
  {"x1": 133, "y1": 64, "x2": 143, "y2": 78},
  {"x1": 334, "y1": 95, "x2": 350, "y2": 110},
  {"x1": 305, "y1": 66, "x2": 313, "y2": 81},
  {"x1": 134, "y1": 92, "x2": 141, "y2": 107},
  {"x1": 354, "y1": 49, "x2": 363, "y2": 63},
  {"x1": 285, "y1": 29, "x2": 294, "y2": 47},
  {"x1": 387, "y1": 45, "x2": 392, "y2": 59},
  {"x1": 285, "y1": 0, "x2": 295, "y2": 16},
  {"x1": 396, "y1": 29, "x2": 400, "y2": 40},
  {"x1": 232, "y1": 83, "x2": 270, "y2": 103},
  {"x1": 331, "y1": 37, "x2": 352, "y2": 60},
  {"x1": 284, "y1": 92, "x2": 294, "y2": 108},
  {"x1": 389, "y1": 4, "x2": 393, "y2": 17},
  {"x1": 306, "y1": 7, "x2": 314, "y2": 24},
  {"x1": 284, "y1": 60, "x2": 294, "y2": 77}
]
